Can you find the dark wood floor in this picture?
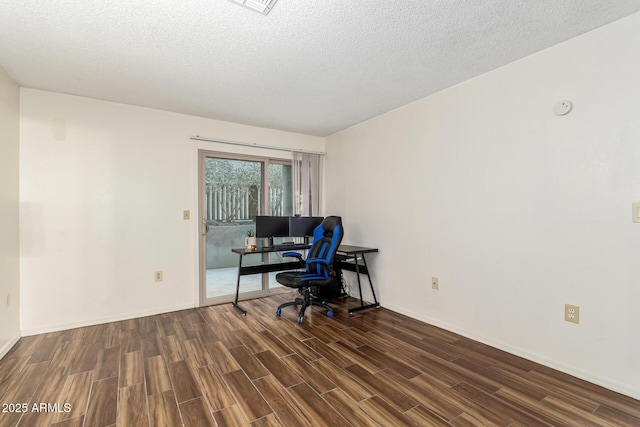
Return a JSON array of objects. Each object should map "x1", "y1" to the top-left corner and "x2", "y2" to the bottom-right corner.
[{"x1": 1, "y1": 294, "x2": 640, "y2": 427}]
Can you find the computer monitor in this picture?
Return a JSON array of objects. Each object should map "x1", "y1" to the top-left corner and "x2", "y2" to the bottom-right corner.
[
  {"x1": 288, "y1": 216, "x2": 324, "y2": 237},
  {"x1": 255, "y1": 216, "x2": 290, "y2": 238}
]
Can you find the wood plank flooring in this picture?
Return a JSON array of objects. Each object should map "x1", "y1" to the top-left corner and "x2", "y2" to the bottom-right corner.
[{"x1": 1, "y1": 294, "x2": 639, "y2": 426}]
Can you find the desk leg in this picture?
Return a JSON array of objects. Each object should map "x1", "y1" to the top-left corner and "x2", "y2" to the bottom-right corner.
[
  {"x1": 232, "y1": 254, "x2": 247, "y2": 315},
  {"x1": 354, "y1": 254, "x2": 364, "y2": 307},
  {"x1": 361, "y1": 253, "x2": 379, "y2": 306},
  {"x1": 348, "y1": 253, "x2": 380, "y2": 315}
]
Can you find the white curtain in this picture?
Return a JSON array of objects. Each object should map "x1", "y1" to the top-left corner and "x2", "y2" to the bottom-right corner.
[{"x1": 292, "y1": 151, "x2": 322, "y2": 216}]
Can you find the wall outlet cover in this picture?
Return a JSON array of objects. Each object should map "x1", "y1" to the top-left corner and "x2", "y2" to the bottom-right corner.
[{"x1": 565, "y1": 304, "x2": 580, "y2": 324}]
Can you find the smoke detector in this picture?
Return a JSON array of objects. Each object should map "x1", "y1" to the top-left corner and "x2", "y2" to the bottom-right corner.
[{"x1": 229, "y1": 0, "x2": 278, "y2": 15}]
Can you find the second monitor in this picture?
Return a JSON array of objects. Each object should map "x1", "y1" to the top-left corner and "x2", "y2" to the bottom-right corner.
[{"x1": 288, "y1": 216, "x2": 324, "y2": 237}]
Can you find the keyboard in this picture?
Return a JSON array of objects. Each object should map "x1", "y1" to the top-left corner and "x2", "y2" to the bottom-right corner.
[{"x1": 272, "y1": 242, "x2": 297, "y2": 249}]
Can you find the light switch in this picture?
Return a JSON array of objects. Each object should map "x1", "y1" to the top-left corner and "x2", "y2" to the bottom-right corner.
[{"x1": 633, "y1": 203, "x2": 640, "y2": 223}]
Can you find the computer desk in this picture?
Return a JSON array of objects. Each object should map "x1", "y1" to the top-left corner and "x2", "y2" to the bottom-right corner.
[
  {"x1": 231, "y1": 244, "x2": 310, "y2": 315},
  {"x1": 230, "y1": 244, "x2": 379, "y2": 315}
]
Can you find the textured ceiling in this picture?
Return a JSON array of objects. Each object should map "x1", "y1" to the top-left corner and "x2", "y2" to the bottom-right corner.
[{"x1": 1, "y1": 1, "x2": 638, "y2": 136}]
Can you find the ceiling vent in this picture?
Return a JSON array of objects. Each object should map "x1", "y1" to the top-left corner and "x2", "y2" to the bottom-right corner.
[{"x1": 229, "y1": 0, "x2": 278, "y2": 15}]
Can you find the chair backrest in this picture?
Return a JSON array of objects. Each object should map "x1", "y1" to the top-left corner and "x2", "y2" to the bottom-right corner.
[{"x1": 306, "y1": 216, "x2": 343, "y2": 278}]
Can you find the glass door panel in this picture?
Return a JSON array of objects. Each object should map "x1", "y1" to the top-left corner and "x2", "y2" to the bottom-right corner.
[{"x1": 203, "y1": 156, "x2": 263, "y2": 300}]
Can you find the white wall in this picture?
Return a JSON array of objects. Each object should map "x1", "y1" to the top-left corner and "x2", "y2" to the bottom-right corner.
[
  {"x1": 0, "y1": 67, "x2": 21, "y2": 357},
  {"x1": 19, "y1": 90, "x2": 324, "y2": 334},
  {"x1": 325, "y1": 12, "x2": 640, "y2": 399}
]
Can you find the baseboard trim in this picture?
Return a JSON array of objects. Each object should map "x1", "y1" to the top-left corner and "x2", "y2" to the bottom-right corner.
[
  {"x1": 0, "y1": 333, "x2": 22, "y2": 360},
  {"x1": 20, "y1": 303, "x2": 195, "y2": 337},
  {"x1": 382, "y1": 302, "x2": 640, "y2": 401}
]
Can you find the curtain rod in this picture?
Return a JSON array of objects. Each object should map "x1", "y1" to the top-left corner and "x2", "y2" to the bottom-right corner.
[{"x1": 190, "y1": 135, "x2": 325, "y2": 156}]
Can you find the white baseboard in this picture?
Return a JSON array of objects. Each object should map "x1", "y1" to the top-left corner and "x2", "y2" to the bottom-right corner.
[
  {"x1": 382, "y1": 302, "x2": 640, "y2": 401},
  {"x1": 20, "y1": 303, "x2": 195, "y2": 337},
  {"x1": 0, "y1": 334, "x2": 21, "y2": 360}
]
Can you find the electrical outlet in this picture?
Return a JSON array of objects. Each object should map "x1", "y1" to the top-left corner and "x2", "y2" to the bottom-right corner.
[
  {"x1": 154, "y1": 271, "x2": 164, "y2": 282},
  {"x1": 565, "y1": 304, "x2": 579, "y2": 324},
  {"x1": 431, "y1": 277, "x2": 439, "y2": 290},
  {"x1": 183, "y1": 210, "x2": 191, "y2": 220}
]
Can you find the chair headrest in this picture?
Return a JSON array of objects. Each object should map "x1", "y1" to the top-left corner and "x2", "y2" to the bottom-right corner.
[{"x1": 320, "y1": 216, "x2": 342, "y2": 236}]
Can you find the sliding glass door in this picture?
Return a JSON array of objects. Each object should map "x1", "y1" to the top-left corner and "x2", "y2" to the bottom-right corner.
[{"x1": 199, "y1": 151, "x2": 293, "y2": 306}]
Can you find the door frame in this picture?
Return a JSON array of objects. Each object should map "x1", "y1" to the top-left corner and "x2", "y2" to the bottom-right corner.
[{"x1": 198, "y1": 149, "x2": 291, "y2": 307}]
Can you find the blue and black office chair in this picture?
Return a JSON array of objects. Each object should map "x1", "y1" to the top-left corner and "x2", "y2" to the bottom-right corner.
[{"x1": 275, "y1": 216, "x2": 344, "y2": 324}]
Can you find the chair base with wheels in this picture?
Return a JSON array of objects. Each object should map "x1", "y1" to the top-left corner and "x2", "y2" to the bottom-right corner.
[{"x1": 275, "y1": 278, "x2": 335, "y2": 324}]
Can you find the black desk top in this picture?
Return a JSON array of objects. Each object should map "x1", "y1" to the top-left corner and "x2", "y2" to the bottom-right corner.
[
  {"x1": 232, "y1": 244, "x2": 378, "y2": 256},
  {"x1": 336, "y1": 245, "x2": 379, "y2": 255},
  {"x1": 231, "y1": 244, "x2": 310, "y2": 255}
]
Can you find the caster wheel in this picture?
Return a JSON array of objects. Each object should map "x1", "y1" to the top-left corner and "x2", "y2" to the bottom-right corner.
[
  {"x1": 327, "y1": 311, "x2": 334, "y2": 318},
  {"x1": 297, "y1": 316, "x2": 304, "y2": 324},
  {"x1": 275, "y1": 308, "x2": 282, "y2": 317}
]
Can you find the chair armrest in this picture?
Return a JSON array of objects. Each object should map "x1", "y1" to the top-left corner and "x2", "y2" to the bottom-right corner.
[{"x1": 282, "y1": 252, "x2": 304, "y2": 262}]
